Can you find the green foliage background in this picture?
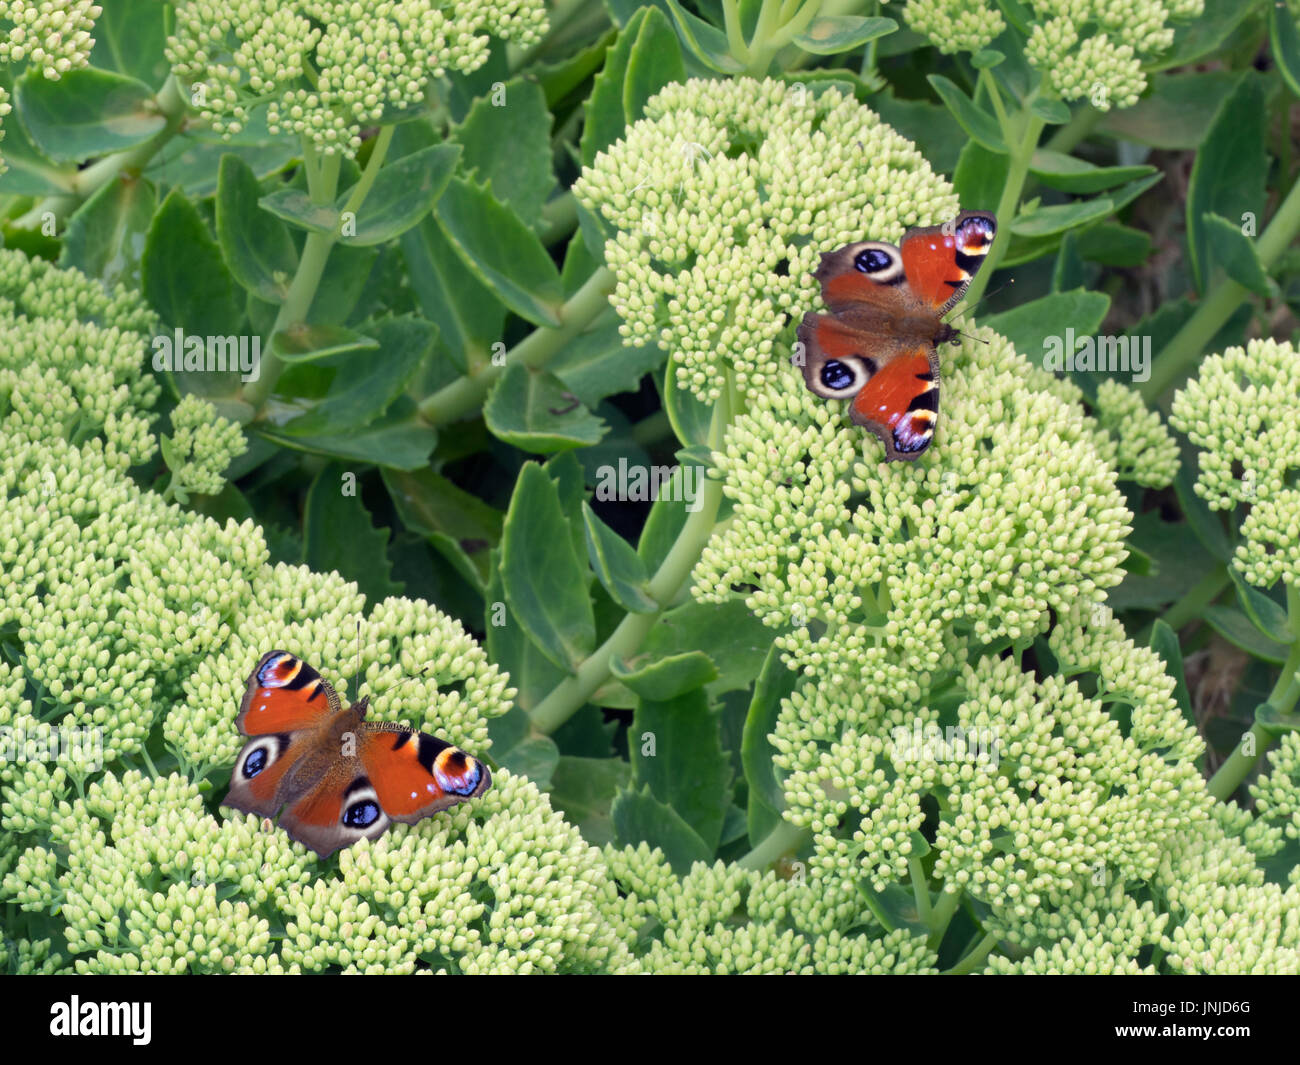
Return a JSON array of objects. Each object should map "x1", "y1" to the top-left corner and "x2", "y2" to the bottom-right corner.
[{"x1": 1, "y1": 0, "x2": 1299, "y2": 973}]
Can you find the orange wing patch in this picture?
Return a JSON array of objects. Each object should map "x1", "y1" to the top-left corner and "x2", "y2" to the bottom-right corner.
[
  {"x1": 237, "y1": 651, "x2": 339, "y2": 735},
  {"x1": 850, "y1": 351, "x2": 938, "y2": 459},
  {"x1": 361, "y1": 728, "x2": 490, "y2": 822}
]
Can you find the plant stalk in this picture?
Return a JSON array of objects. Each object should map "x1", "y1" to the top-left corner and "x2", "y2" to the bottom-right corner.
[
  {"x1": 417, "y1": 266, "x2": 616, "y2": 426},
  {"x1": 529, "y1": 388, "x2": 731, "y2": 733}
]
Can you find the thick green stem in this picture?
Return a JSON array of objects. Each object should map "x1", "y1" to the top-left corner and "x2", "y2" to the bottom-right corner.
[
  {"x1": 529, "y1": 390, "x2": 731, "y2": 734},
  {"x1": 417, "y1": 266, "x2": 616, "y2": 425},
  {"x1": 909, "y1": 856, "x2": 933, "y2": 926},
  {"x1": 926, "y1": 887, "x2": 962, "y2": 951},
  {"x1": 943, "y1": 930, "x2": 1000, "y2": 975},
  {"x1": 538, "y1": 190, "x2": 578, "y2": 247},
  {"x1": 1207, "y1": 584, "x2": 1300, "y2": 800},
  {"x1": 721, "y1": 0, "x2": 751, "y2": 64},
  {"x1": 1161, "y1": 565, "x2": 1230, "y2": 632},
  {"x1": 737, "y1": 819, "x2": 809, "y2": 870},
  {"x1": 960, "y1": 107, "x2": 1045, "y2": 311},
  {"x1": 339, "y1": 125, "x2": 394, "y2": 217},
  {"x1": 1141, "y1": 172, "x2": 1300, "y2": 401},
  {"x1": 767, "y1": 0, "x2": 821, "y2": 51},
  {"x1": 242, "y1": 147, "x2": 343, "y2": 410},
  {"x1": 743, "y1": 0, "x2": 791, "y2": 76},
  {"x1": 243, "y1": 127, "x2": 395, "y2": 410},
  {"x1": 1045, "y1": 106, "x2": 1102, "y2": 155}
]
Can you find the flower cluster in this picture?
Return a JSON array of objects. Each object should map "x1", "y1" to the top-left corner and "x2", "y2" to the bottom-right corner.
[
  {"x1": 0, "y1": 251, "x2": 639, "y2": 973},
  {"x1": 573, "y1": 78, "x2": 1290, "y2": 972},
  {"x1": 1151, "y1": 807, "x2": 1300, "y2": 973},
  {"x1": 166, "y1": 0, "x2": 549, "y2": 156},
  {"x1": 0, "y1": 0, "x2": 101, "y2": 78},
  {"x1": 1170, "y1": 338, "x2": 1300, "y2": 590},
  {"x1": 1092, "y1": 379, "x2": 1180, "y2": 487},
  {"x1": 602, "y1": 844, "x2": 939, "y2": 973},
  {"x1": 1248, "y1": 732, "x2": 1300, "y2": 881},
  {"x1": 1, "y1": 767, "x2": 636, "y2": 973},
  {"x1": 277, "y1": 772, "x2": 634, "y2": 974},
  {"x1": 903, "y1": 0, "x2": 1204, "y2": 109},
  {"x1": 575, "y1": 77, "x2": 959, "y2": 404},
  {"x1": 160, "y1": 394, "x2": 247, "y2": 500}
]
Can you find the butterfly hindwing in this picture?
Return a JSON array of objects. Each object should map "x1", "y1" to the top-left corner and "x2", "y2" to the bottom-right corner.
[
  {"x1": 277, "y1": 760, "x2": 391, "y2": 859},
  {"x1": 225, "y1": 732, "x2": 307, "y2": 818},
  {"x1": 850, "y1": 348, "x2": 940, "y2": 460}
]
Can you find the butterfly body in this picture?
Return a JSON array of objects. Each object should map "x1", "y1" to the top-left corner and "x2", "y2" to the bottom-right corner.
[
  {"x1": 223, "y1": 651, "x2": 491, "y2": 857},
  {"x1": 796, "y1": 211, "x2": 996, "y2": 460}
]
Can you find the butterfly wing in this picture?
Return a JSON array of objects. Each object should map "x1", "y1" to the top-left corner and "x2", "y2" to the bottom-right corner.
[
  {"x1": 359, "y1": 725, "x2": 492, "y2": 824},
  {"x1": 272, "y1": 726, "x2": 490, "y2": 858},
  {"x1": 849, "y1": 347, "x2": 940, "y2": 460},
  {"x1": 276, "y1": 758, "x2": 390, "y2": 859},
  {"x1": 899, "y1": 210, "x2": 996, "y2": 313},
  {"x1": 798, "y1": 296, "x2": 944, "y2": 461},
  {"x1": 235, "y1": 650, "x2": 341, "y2": 735},
  {"x1": 224, "y1": 652, "x2": 492, "y2": 858},
  {"x1": 223, "y1": 651, "x2": 341, "y2": 822},
  {"x1": 225, "y1": 732, "x2": 317, "y2": 819}
]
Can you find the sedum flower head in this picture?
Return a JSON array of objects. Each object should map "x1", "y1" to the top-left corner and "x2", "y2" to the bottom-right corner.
[
  {"x1": 1170, "y1": 338, "x2": 1300, "y2": 589},
  {"x1": 602, "y1": 844, "x2": 938, "y2": 973},
  {"x1": 1091, "y1": 379, "x2": 1179, "y2": 487},
  {"x1": 161, "y1": 394, "x2": 247, "y2": 499},
  {"x1": 904, "y1": 0, "x2": 1203, "y2": 109},
  {"x1": 575, "y1": 77, "x2": 959, "y2": 405},
  {"x1": 1152, "y1": 810, "x2": 1300, "y2": 973},
  {"x1": 1249, "y1": 731, "x2": 1300, "y2": 876},
  {"x1": 277, "y1": 771, "x2": 635, "y2": 974},
  {"x1": 0, "y1": 1, "x2": 101, "y2": 78},
  {"x1": 694, "y1": 325, "x2": 1138, "y2": 671},
  {"x1": 166, "y1": 0, "x2": 549, "y2": 156},
  {"x1": 904, "y1": 0, "x2": 1005, "y2": 53},
  {"x1": 0, "y1": 248, "x2": 159, "y2": 471},
  {"x1": 0, "y1": 251, "x2": 639, "y2": 973}
]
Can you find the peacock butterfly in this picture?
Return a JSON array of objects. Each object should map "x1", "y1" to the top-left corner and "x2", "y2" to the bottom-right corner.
[
  {"x1": 222, "y1": 651, "x2": 491, "y2": 858},
  {"x1": 795, "y1": 210, "x2": 997, "y2": 460}
]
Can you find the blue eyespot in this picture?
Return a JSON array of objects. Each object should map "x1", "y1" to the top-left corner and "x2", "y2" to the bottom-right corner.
[
  {"x1": 343, "y1": 800, "x2": 381, "y2": 828},
  {"x1": 854, "y1": 248, "x2": 892, "y2": 274},
  {"x1": 820, "y1": 360, "x2": 855, "y2": 391},
  {"x1": 243, "y1": 747, "x2": 267, "y2": 778}
]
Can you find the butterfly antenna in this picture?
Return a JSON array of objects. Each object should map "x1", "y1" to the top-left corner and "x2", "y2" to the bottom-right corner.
[
  {"x1": 950, "y1": 278, "x2": 1016, "y2": 325},
  {"x1": 369, "y1": 663, "x2": 429, "y2": 710}
]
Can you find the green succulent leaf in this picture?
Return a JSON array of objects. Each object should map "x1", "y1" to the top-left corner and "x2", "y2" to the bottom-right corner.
[
  {"x1": 501, "y1": 463, "x2": 597, "y2": 673},
  {"x1": 15, "y1": 68, "x2": 165, "y2": 161}
]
